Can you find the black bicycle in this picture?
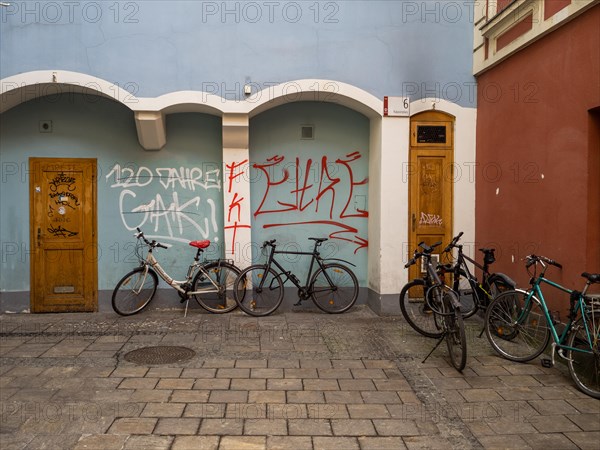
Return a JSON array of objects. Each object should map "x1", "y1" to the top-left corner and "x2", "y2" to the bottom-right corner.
[
  {"x1": 233, "y1": 238, "x2": 359, "y2": 316},
  {"x1": 399, "y1": 242, "x2": 454, "y2": 339},
  {"x1": 443, "y1": 232, "x2": 516, "y2": 319},
  {"x1": 402, "y1": 241, "x2": 467, "y2": 371}
]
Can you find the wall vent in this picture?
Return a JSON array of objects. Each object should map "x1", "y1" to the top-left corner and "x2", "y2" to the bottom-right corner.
[{"x1": 301, "y1": 125, "x2": 314, "y2": 140}]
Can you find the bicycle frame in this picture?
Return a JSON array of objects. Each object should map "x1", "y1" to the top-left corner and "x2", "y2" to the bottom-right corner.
[
  {"x1": 262, "y1": 244, "x2": 332, "y2": 291},
  {"x1": 419, "y1": 248, "x2": 460, "y2": 314},
  {"x1": 458, "y1": 251, "x2": 485, "y2": 282},
  {"x1": 521, "y1": 277, "x2": 596, "y2": 357},
  {"x1": 455, "y1": 244, "x2": 498, "y2": 288},
  {"x1": 140, "y1": 249, "x2": 221, "y2": 297},
  {"x1": 450, "y1": 241, "x2": 515, "y2": 321}
]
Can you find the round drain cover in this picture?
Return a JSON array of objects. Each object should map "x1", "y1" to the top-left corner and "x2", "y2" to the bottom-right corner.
[{"x1": 124, "y1": 346, "x2": 196, "y2": 365}]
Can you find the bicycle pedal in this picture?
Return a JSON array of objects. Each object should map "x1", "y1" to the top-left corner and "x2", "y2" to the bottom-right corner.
[
  {"x1": 541, "y1": 358, "x2": 553, "y2": 368},
  {"x1": 293, "y1": 301, "x2": 302, "y2": 306}
]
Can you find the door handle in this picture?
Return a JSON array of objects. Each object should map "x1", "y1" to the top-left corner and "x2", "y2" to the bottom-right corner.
[
  {"x1": 412, "y1": 214, "x2": 416, "y2": 232},
  {"x1": 37, "y1": 227, "x2": 41, "y2": 247}
]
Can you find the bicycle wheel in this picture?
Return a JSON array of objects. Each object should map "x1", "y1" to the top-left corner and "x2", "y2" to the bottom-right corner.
[
  {"x1": 234, "y1": 265, "x2": 284, "y2": 316},
  {"x1": 310, "y1": 263, "x2": 358, "y2": 313},
  {"x1": 112, "y1": 267, "x2": 158, "y2": 316},
  {"x1": 567, "y1": 311, "x2": 600, "y2": 399},
  {"x1": 485, "y1": 290, "x2": 550, "y2": 362},
  {"x1": 443, "y1": 291, "x2": 467, "y2": 371},
  {"x1": 399, "y1": 280, "x2": 443, "y2": 338},
  {"x1": 489, "y1": 278, "x2": 512, "y2": 298},
  {"x1": 192, "y1": 261, "x2": 241, "y2": 313}
]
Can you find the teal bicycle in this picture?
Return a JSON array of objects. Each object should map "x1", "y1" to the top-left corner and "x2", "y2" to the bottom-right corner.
[{"x1": 484, "y1": 254, "x2": 599, "y2": 398}]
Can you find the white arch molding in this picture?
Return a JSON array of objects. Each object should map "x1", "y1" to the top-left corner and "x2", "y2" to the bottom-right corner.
[{"x1": 0, "y1": 71, "x2": 382, "y2": 150}]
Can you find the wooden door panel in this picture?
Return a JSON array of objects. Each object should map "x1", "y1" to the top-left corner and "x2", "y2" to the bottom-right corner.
[
  {"x1": 43, "y1": 249, "x2": 85, "y2": 301},
  {"x1": 408, "y1": 113, "x2": 454, "y2": 281},
  {"x1": 30, "y1": 158, "x2": 97, "y2": 312},
  {"x1": 416, "y1": 156, "x2": 445, "y2": 230}
]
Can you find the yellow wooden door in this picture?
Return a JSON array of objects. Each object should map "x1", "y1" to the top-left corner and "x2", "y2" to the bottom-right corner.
[
  {"x1": 29, "y1": 158, "x2": 97, "y2": 312},
  {"x1": 408, "y1": 112, "x2": 454, "y2": 281}
]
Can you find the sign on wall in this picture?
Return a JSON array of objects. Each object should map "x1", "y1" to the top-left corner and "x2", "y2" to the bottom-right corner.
[{"x1": 383, "y1": 96, "x2": 410, "y2": 117}]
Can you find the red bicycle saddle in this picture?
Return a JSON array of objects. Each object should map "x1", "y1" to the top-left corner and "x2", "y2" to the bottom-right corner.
[{"x1": 189, "y1": 240, "x2": 210, "y2": 249}]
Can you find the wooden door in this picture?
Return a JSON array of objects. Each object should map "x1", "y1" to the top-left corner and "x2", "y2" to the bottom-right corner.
[
  {"x1": 408, "y1": 112, "x2": 454, "y2": 281},
  {"x1": 30, "y1": 158, "x2": 97, "y2": 312}
]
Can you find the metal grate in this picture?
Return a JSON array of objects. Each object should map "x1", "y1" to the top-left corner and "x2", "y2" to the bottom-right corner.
[{"x1": 123, "y1": 346, "x2": 196, "y2": 365}]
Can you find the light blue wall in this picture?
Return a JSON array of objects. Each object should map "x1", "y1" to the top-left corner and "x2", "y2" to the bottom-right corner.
[
  {"x1": 249, "y1": 102, "x2": 369, "y2": 285},
  {"x1": 0, "y1": 95, "x2": 223, "y2": 291},
  {"x1": 0, "y1": 1, "x2": 476, "y2": 107}
]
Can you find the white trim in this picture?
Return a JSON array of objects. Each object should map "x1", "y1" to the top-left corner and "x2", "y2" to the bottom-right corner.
[
  {"x1": 473, "y1": 0, "x2": 599, "y2": 75},
  {"x1": 1, "y1": 72, "x2": 383, "y2": 117},
  {"x1": 133, "y1": 79, "x2": 383, "y2": 118},
  {"x1": 245, "y1": 79, "x2": 382, "y2": 119},
  {"x1": 1, "y1": 72, "x2": 383, "y2": 150},
  {"x1": 0, "y1": 70, "x2": 138, "y2": 113}
]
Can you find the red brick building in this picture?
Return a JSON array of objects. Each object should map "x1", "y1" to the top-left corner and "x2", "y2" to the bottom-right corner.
[{"x1": 473, "y1": 0, "x2": 600, "y2": 313}]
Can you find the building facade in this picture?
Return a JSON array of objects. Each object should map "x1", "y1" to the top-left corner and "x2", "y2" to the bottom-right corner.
[
  {"x1": 2, "y1": 1, "x2": 482, "y2": 313},
  {"x1": 473, "y1": 0, "x2": 600, "y2": 313}
]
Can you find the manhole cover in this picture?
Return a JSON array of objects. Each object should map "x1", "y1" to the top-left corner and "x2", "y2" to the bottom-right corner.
[{"x1": 124, "y1": 346, "x2": 196, "y2": 365}]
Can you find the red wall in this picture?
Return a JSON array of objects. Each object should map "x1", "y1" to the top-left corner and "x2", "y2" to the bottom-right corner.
[{"x1": 476, "y1": 5, "x2": 600, "y2": 313}]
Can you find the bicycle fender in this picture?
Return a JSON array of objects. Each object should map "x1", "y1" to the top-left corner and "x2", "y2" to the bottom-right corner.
[
  {"x1": 322, "y1": 258, "x2": 356, "y2": 267},
  {"x1": 489, "y1": 273, "x2": 517, "y2": 289}
]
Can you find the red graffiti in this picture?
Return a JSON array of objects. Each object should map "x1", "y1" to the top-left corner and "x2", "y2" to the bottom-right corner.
[
  {"x1": 227, "y1": 192, "x2": 245, "y2": 223},
  {"x1": 254, "y1": 153, "x2": 369, "y2": 253},
  {"x1": 225, "y1": 160, "x2": 250, "y2": 254},
  {"x1": 226, "y1": 159, "x2": 248, "y2": 193},
  {"x1": 224, "y1": 222, "x2": 251, "y2": 254}
]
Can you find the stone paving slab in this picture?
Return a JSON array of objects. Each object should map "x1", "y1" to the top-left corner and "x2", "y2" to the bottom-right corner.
[{"x1": 0, "y1": 306, "x2": 598, "y2": 449}]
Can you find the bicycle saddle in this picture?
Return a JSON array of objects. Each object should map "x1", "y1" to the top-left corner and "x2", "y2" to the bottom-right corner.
[
  {"x1": 189, "y1": 240, "x2": 210, "y2": 249},
  {"x1": 582, "y1": 272, "x2": 600, "y2": 283}
]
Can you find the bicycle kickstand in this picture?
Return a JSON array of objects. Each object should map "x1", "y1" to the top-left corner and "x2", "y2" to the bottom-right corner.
[
  {"x1": 184, "y1": 298, "x2": 190, "y2": 318},
  {"x1": 541, "y1": 342, "x2": 557, "y2": 368},
  {"x1": 422, "y1": 333, "x2": 447, "y2": 364},
  {"x1": 477, "y1": 325, "x2": 485, "y2": 339}
]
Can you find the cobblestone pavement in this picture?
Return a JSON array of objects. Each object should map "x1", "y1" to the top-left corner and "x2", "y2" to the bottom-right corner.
[{"x1": 1, "y1": 305, "x2": 599, "y2": 449}]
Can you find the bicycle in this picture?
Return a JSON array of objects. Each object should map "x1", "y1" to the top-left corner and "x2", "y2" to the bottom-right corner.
[
  {"x1": 402, "y1": 241, "x2": 467, "y2": 371},
  {"x1": 484, "y1": 254, "x2": 599, "y2": 398},
  {"x1": 233, "y1": 238, "x2": 359, "y2": 316},
  {"x1": 399, "y1": 242, "x2": 454, "y2": 339},
  {"x1": 112, "y1": 228, "x2": 243, "y2": 316},
  {"x1": 443, "y1": 232, "x2": 516, "y2": 319}
]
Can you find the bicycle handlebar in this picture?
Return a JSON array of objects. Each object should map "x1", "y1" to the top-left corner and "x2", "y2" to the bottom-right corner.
[
  {"x1": 135, "y1": 227, "x2": 170, "y2": 250},
  {"x1": 525, "y1": 254, "x2": 562, "y2": 269},
  {"x1": 443, "y1": 231, "x2": 464, "y2": 253},
  {"x1": 405, "y1": 241, "x2": 442, "y2": 268},
  {"x1": 262, "y1": 239, "x2": 276, "y2": 249},
  {"x1": 404, "y1": 257, "x2": 417, "y2": 269},
  {"x1": 418, "y1": 241, "x2": 442, "y2": 253}
]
